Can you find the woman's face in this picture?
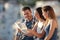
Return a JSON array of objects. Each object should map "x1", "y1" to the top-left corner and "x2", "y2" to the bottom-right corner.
[
  {"x1": 42, "y1": 9, "x2": 48, "y2": 19},
  {"x1": 34, "y1": 11, "x2": 40, "y2": 20}
]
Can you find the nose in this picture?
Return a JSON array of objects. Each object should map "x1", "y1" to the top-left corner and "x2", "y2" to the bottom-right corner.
[{"x1": 24, "y1": 13, "x2": 28, "y2": 15}]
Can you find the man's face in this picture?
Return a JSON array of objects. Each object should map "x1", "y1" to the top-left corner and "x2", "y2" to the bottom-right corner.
[{"x1": 23, "y1": 10, "x2": 32, "y2": 20}]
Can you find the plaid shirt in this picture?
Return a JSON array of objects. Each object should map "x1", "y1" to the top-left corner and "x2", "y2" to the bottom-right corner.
[{"x1": 17, "y1": 17, "x2": 36, "y2": 40}]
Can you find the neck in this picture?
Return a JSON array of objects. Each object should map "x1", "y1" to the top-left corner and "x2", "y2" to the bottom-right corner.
[
  {"x1": 44, "y1": 18, "x2": 50, "y2": 26},
  {"x1": 46, "y1": 18, "x2": 50, "y2": 21},
  {"x1": 38, "y1": 18, "x2": 44, "y2": 22}
]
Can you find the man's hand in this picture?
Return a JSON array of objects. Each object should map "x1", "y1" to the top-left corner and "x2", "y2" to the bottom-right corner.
[{"x1": 18, "y1": 28, "x2": 21, "y2": 32}]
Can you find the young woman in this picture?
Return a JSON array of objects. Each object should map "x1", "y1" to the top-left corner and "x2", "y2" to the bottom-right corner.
[
  {"x1": 27, "y1": 7, "x2": 46, "y2": 40},
  {"x1": 42, "y1": 6, "x2": 58, "y2": 40},
  {"x1": 27, "y1": 6, "x2": 58, "y2": 40}
]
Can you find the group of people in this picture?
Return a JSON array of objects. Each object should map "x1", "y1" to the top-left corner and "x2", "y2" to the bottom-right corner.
[{"x1": 15, "y1": 5, "x2": 58, "y2": 40}]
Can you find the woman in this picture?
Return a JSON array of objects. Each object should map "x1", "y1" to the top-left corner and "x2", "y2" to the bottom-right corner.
[
  {"x1": 27, "y1": 7, "x2": 46, "y2": 40},
  {"x1": 28, "y1": 6, "x2": 58, "y2": 40},
  {"x1": 42, "y1": 6, "x2": 58, "y2": 40}
]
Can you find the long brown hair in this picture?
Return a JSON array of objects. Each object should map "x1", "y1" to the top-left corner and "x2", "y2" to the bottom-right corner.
[
  {"x1": 43, "y1": 6, "x2": 56, "y2": 20},
  {"x1": 43, "y1": 5, "x2": 58, "y2": 26}
]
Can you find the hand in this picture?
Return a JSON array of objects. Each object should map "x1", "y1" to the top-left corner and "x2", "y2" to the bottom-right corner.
[
  {"x1": 24, "y1": 29, "x2": 34, "y2": 36},
  {"x1": 27, "y1": 29, "x2": 33, "y2": 34},
  {"x1": 44, "y1": 37, "x2": 50, "y2": 40},
  {"x1": 44, "y1": 37, "x2": 47, "y2": 40},
  {"x1": 18, "y1": 28, "x2": 21, "y2": 32}
]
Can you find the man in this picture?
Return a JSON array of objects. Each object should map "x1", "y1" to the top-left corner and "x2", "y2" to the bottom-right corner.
[
  {"x1": 17, "y1": 7, "x2": 36, "y2": 40},
  {"x1": 22, "y1": 7, "x2": 36, "y2": 40}
]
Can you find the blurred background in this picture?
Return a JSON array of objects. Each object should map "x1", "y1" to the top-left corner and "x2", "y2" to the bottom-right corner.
[{"x1": 0, "y1": 0, "x2": 60, "y2": 40}]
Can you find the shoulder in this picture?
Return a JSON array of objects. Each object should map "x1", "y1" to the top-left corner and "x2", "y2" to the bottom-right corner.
[
  {"x1": 50, "y1": 19, "x2": 57, "y2": 26},
  {"x1": 50, "y1": 19, "x2": 58, "y2": 28}
]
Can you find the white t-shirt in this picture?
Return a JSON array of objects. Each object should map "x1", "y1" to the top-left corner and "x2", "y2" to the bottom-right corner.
[
  {"x1": 37, "y1": 21, "x2": 43, "y2": 33},
  {"x1": 35, "y1": 21, "x2": 43, "y2": 40}
]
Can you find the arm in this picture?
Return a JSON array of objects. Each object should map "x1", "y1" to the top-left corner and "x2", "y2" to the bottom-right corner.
[
  {"x1": 24, "y1": 22, "x2": 38, "y2": 36},
  {"x1": 32, "y1": 22, "x2": 38, "y2": 31},
  {"x1": 44, "y1": 20, "x2": 57, "y2": 40},
  {"x1": 29, "y1": 29, "x2": 45, "y2": 38},
  {"x1": 26, "y1": 22, "x2": 45, "y2": 38}
]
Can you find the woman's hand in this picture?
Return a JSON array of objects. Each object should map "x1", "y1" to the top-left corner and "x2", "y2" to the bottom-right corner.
[
  {"x1": 24, "y1": 29, "x2": 34, "y2": 36},
  {"x1": 44, "y1": 37, "x2": 50, "y2": 40},
  {"x1": 27, "y1": 29, "x2": 34, "y2": 34}
]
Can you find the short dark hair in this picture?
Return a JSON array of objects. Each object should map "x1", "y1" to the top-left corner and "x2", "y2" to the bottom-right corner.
[
  {"x1": 36, "y1": 7, "x2": 46, "y2": 21},
  {"x1": 22, "y1": 7, "x2": 31, "y2": 11}
]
